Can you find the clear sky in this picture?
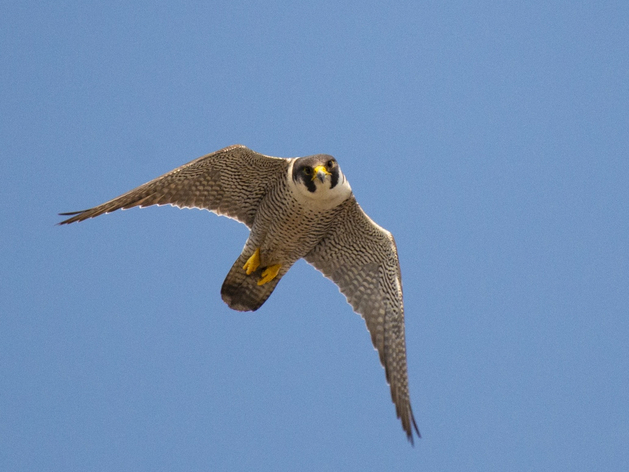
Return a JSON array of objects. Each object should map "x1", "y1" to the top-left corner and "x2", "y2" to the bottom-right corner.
[{"x1": 2, "y1": 1, "x2": 628, "y2": 471}]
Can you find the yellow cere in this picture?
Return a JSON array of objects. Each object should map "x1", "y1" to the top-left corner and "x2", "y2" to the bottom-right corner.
[{"x1": 312, "y1": 165, "x2": 331, "y2": 181}]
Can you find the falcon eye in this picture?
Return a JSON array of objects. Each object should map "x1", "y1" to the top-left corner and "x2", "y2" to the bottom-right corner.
[
  {"x1": 326, "y1": 160, "x2": 334, "y2": 168},
  {"x1": 303, "y1": 167, "x2": 312, "y2": 175}
]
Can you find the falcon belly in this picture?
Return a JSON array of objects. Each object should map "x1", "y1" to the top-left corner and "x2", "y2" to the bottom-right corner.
[{"x1": 59, "y1": 145, "x2": 420, "y2": 443}]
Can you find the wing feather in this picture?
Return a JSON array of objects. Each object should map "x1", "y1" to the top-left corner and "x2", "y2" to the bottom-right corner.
[
  {"x1": 58, "y1": 145, "x2": 288, "y2": 227},
  {"x1": 305, "y1": 197, "x2": 420, "y2": 443}
]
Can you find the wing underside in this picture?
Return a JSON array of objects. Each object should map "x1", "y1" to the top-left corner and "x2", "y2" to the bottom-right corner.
[
  {"x1": 305, "y1": 198, "x2": 420, "y2": 443},
  {"x1": 59, "y1": 145, "x2": 288, "y2": 228}
]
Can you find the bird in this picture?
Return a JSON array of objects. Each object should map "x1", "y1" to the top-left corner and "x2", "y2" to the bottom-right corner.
[{"x1": 59, "y1": 144, "x2": 420, "y2": 443}]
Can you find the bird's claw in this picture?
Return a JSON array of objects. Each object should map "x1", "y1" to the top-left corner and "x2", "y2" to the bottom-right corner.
[
  {"x1": 243, "y1": 248, "x2": 261, "y2": 275},
  {"x1": 258, "y1": 264, "x2": 281, "y2": 285}
]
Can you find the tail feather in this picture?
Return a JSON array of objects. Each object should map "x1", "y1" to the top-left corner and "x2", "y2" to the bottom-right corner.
[{"x1": 221, "y1": 254, "x2": 288, "y2": 311}]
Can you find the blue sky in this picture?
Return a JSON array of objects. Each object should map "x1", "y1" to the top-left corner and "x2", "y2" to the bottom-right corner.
[{"x1": 2, "y1": 1, "x2": 628, "y2": 470}]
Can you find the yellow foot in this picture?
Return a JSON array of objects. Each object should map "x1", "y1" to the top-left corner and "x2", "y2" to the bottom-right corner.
[
  {"x1": 242, "y1": 248, "x2": 261, "y2": 275},
  {"x1": 258, "y1": 264, "x2": 282, "y2": 286}
]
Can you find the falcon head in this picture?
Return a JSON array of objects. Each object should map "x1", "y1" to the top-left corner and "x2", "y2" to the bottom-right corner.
[{"x1": 289, "y1": 154, "x2": 353, "y2": 210}]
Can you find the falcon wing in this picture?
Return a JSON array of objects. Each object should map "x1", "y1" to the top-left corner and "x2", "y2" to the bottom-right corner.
[
  {"x1": 304, "y1": 197, "x2": 420, "y2": 444},
  {"x1": 58, "y1": 145, "x2": 288, "y2": 228}
]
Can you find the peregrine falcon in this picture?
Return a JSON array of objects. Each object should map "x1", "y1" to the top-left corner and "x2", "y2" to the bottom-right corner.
[{"x1": 59, "y1": 145, "x2": 420, "y2": 443}]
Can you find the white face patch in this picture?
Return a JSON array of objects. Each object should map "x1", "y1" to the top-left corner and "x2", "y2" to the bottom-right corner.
[{"x1": 287, "y1": 158, "x2": 353, "y2": 211}]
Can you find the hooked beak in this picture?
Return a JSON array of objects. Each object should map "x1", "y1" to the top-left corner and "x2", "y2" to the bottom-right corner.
[{"x1": 312, "y1": 165, "x2": 331, "y2": 183}]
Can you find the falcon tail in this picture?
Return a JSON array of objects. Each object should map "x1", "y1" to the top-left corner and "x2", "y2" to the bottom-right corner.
[{"x1": 220, "y1": 254, "x2": 287, "y2": 312}]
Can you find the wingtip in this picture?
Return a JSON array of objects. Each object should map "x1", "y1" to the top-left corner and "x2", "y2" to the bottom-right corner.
[
  {"x1": 412, "y1": 418, "x2": 421, "y2": 444},
  {"x1": 57, "y1": 210, "x2": 87, "y2": 225},
  {"x1": 404, "y1": 406, "x2": 421, "y2": 445},
  {"x1": 406, "y1": 426, "x2": 421, "y2": 447}
]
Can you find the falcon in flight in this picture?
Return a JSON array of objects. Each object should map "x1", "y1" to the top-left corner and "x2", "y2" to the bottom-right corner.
[{"x1": 59, "y1": 145, "x2": 420, "y2": 443}]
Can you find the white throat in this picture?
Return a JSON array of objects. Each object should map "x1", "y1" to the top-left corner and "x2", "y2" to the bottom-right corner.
[{"x1": 287, "y1": 159, "x2": 353, "y2": 211}]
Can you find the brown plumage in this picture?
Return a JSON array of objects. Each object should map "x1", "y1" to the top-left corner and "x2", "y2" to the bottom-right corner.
[{"x1": 59, "y1": 144, "x2": 420, "y2": 443}]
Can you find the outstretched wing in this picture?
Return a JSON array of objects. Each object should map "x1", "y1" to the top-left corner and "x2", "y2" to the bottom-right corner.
[
  {"x1": 58, "y1": 145, "x2": 288, "y2": 227},
  {"x1": 304, "y1": 197, "x2": 420, "y2": 444}
]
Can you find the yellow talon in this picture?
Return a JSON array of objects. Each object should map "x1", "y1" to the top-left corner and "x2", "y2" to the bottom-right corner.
[
  {"x1": 243, "y1": 248, "x2": 261, "y2": 275},
  {"x1": 258, "y1": 264, "x2": 282, "y2": 286}
]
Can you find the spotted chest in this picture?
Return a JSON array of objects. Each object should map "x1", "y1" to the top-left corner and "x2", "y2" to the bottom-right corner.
[{"x1": 249, "y1": 180, "x2": 343, "y2": 266}]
